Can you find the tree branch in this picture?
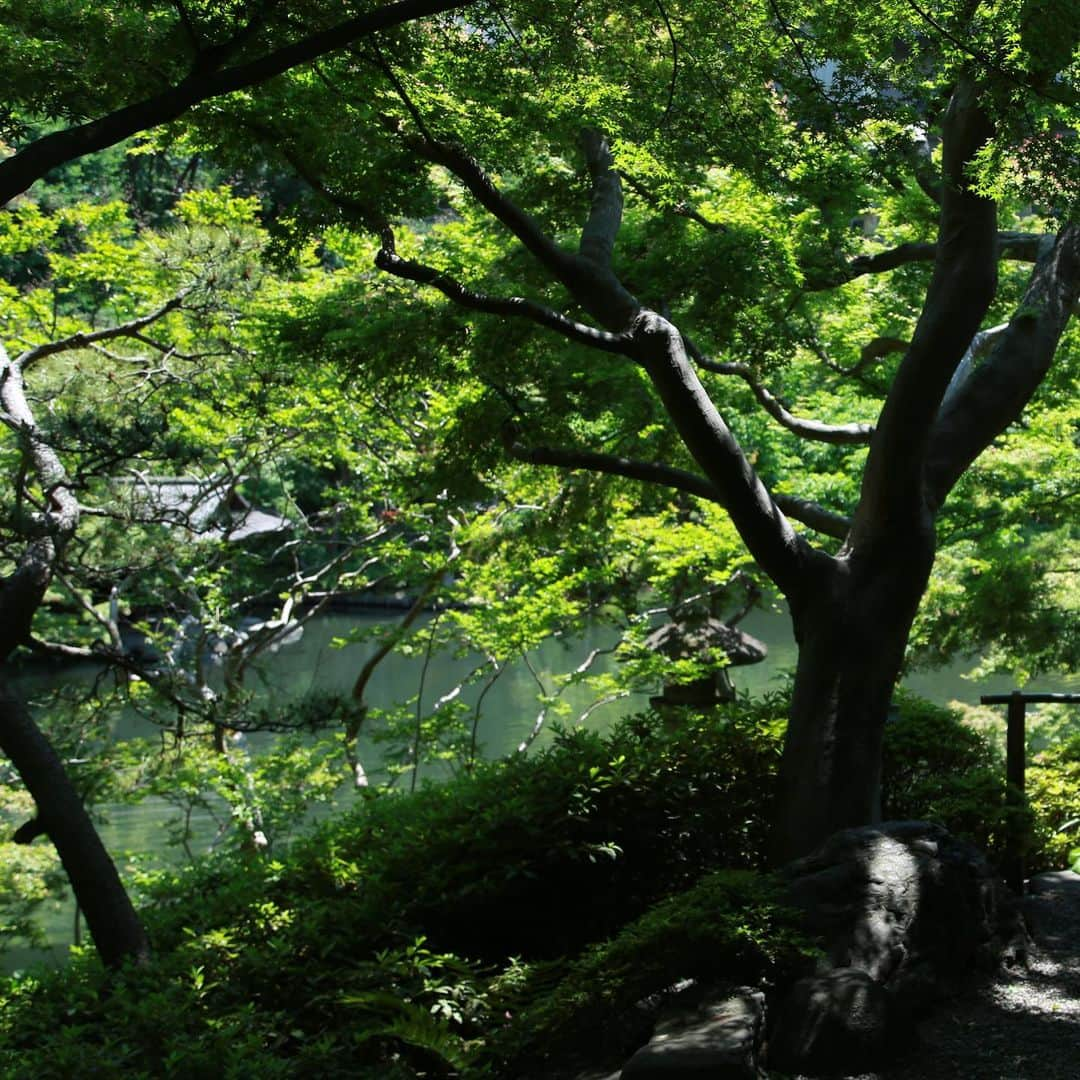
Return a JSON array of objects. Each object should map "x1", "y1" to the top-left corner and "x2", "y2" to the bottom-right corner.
[
  {"x1": 694, "y1": 353, "x2": 874, "y2": 445},
  {"x1": 503, "y1": 429, "x2": 720, "y2": 501},
  {"x1": 926, "y1": 223, "x2": 1080, "y2": 508},
  {"x1": 15, "y1": 293, "x2": 189, "y2": 371},
  {"x1": 772, "y1": 495, "x2": 851, "y2": 541},
  {"x1": 0, "y1": 0, "x2": 475, "y2": 204},
  {"x1": 399, "y1": 128, "x2": 578, "y2": 281},
  {"x1": 374, "y1": 230, "x2": 631, "y2": 353},
  {"x1": 503, "y1": 427, "x2": 850, "y2": 540}
]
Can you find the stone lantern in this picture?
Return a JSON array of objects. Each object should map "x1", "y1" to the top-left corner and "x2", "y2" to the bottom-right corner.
[{"x1": 645, "y1": 610, "x2": 767, "y2": 708}]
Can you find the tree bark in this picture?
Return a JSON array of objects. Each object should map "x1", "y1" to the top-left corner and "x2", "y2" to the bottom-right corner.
[
  {"x1": 0, "y1": 679, "x2": 150, "y2": 967},
  {"x1": 773, "y1": 529, "x2": 935, "y2": 863},
  {"x1": 1, "y1": 340, "x2": 150, "y2": 968}
]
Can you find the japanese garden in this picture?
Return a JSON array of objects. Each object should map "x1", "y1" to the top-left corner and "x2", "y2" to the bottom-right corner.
[{"x1": 0, "y1": 2, "x2": 1078, "y2": 1076}]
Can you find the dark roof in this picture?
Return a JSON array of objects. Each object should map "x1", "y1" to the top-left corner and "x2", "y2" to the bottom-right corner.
[
  {"x1": 115, "y1": 475, "x2": 293, "y2": 541},
  {"x1": 644, "y1": 615, "x2": 767, "y2": 666}
]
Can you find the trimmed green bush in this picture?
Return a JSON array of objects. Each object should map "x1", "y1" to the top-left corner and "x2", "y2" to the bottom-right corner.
[
  {"x1": 882, "y1": 691, "x2": 1012, "y2": 860},
  {"x1": 479, "y1": 868, "x2": 814, "y2": 1078},
  {"x1": 0, "y1": 700, "x2": 788, "y2": 1078}
]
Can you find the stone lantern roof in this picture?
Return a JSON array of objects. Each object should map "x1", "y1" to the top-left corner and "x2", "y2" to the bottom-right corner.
[{"x1": 645, "y1": 609, "x2": 768, "y2": 708}]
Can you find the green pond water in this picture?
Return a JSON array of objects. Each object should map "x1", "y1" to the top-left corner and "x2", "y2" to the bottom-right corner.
[{"x1": 6, "y1": 606, "x2": 1079, "y2": 971}]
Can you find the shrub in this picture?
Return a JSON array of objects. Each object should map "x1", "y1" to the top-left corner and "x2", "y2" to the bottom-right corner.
[
  {"x1": 478, "y1": 869, "x2": 815, "y2": 1078},
  {"x1": 882, "y1": 691, "x2": 1012, "y2": 860},
  {"x1": 0, "y1": 699, "x2": 789, "y2": 1078},
  {"x1": 269, "y1": 696, "x2": 786, "y2": 963},
  {"x1": 1028, "y1": 736, "x2": 1080, "y2": 872}
]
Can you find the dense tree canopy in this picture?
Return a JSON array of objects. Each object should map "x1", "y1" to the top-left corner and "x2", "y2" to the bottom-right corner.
[{"x1": 0, "y1": 1, "x2": 1077, "y2": 965}]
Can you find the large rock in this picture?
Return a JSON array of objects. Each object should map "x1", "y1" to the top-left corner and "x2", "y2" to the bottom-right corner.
[
  {"x1": 620, "y1": 989, "x2": 764, "y2": 1078},
  {"x1": 783, "y1": 821, "x2": 1025, "y2": 993},
  {"x1": 767, "y1": 821, "x2": 1027, "y2": 1074}
]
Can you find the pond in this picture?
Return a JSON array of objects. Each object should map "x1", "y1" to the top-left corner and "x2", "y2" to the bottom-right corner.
[{"x1": 6, "y1": 604, "x2": 1079, "y2": 971}]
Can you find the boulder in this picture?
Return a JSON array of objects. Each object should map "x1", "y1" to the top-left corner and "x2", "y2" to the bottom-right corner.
[
  {"x1": 620, "y1": 989, "x2": 764, "y2": 1078},
  {"x1": 767, "y1": 821, "x2": 1027, "y2": 1075}
]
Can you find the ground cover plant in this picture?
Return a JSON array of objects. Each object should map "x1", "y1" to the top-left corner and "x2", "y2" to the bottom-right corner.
[{"x1": 2, "y1": 692, "x2": 1077, "y2": 1078}]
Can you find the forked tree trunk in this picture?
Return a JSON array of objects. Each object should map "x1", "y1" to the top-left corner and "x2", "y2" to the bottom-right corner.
[
  {"x1": 772, "y1": 532, "x2": 935, "y2": 863},
  {"x1": 0, "y1": 681, "x2": 150, "y2": 968}
]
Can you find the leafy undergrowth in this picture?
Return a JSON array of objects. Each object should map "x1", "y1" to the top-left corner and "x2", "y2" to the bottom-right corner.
[
  {"x1": 2, "y1": 692, "x2": 1077, "y2": 1078},
  {"x1": 0, "y1": 700, "x2": 801, "y2": 1078},
  {"x1": 883, "y1": 690, "x2": 1080, "y2": 873}
]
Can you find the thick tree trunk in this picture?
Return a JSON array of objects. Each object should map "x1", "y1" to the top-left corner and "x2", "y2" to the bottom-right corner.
[
  {"x1": 0, "y1": 679, "x2": 150, "y2": 968},
  {"x1": 772, "y1": 533, "x2": 934, "y2": 863}
]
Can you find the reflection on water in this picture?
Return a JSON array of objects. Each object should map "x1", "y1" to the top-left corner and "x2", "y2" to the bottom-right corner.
[{"x1": 6, "y1": 605, "x2": 1078, "y2": 971}]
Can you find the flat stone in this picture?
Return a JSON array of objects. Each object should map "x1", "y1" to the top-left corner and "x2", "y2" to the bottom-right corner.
[{"x1": 620, "y1": 991, "x2": 763, "y2": 1078}]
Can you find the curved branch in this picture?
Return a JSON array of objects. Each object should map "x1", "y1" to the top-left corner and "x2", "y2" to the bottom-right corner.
[
  {"x1": 375, "y1": 232, "x2": 630, "y2": 353},
  {"x1": 0, "y1": 0, "x2": 474, "y2": 204},
  {"x1": 503, "y1": 426, "x2": 851, "y2": 541},
  {"x1": 15, "y1": 292, "x2": 189, "y2": 371},
  {"x1": 399, "y1": 129, "x2": 577, "y2": 282},
  {"x1": 694, "y1": 354, "x2": 874, "y2": 445},
  {"x1": 503, "y1": 430, "x2": 720, "y2": 502},
  {"x1": 628, "y1": 312, "x2": 813, "y2": 594},
  {"x1": 0, "y1": 686, "x2": 149, "y2": 966}
]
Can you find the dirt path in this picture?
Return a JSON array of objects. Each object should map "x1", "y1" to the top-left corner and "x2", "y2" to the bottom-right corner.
[{"x1": 872, "y1": 871, "x2": 1080, "y2": 1080}]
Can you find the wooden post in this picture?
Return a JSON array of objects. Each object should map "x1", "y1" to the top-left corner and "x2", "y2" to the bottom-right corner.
[
  {"x1": 980, "y1": 692, "x2": 1079, "y2": 895},
  {"x1": 1005, "y1": 690, "x2": 1026, "y2": 894}
]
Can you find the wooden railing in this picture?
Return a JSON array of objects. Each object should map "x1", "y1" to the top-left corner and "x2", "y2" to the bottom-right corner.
[{"x1": 979, "y1": 691, "x2": 1080, "y2": 893}]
